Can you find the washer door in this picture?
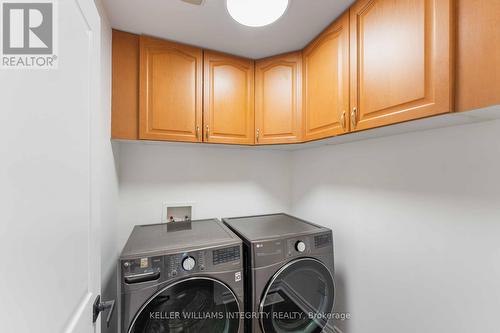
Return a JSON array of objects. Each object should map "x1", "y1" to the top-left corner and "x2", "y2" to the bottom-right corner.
[
  {"x1": 259, "y1": 258, "x2": 335, "y2": 333},
  {"x1": 129, "y1": 277, "x2": 240, "y2": 333}
]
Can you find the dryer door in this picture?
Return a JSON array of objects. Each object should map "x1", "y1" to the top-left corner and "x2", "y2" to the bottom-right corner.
[
  {"x1": 259, "y1": 258, "x2": 335, "y2": 333},
  {"x1": 128, "y1": 277, "x2": 241, "y2": 333}
]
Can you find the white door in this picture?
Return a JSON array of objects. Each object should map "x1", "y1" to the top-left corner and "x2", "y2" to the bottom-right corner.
[{"x1": 0, "y1": 0, "x2": 102, "y2": 332}]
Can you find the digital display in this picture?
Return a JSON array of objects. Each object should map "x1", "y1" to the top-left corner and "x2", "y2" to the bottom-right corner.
[
  {"x1": 314, "y1": 234, "x2": 331, "y2": 248},
  {"x1": 140, "y1": 257, "x2": 149, "y2": 268},
  {"x1": 213, "y1": 246, "x2": 240, "y2": 265}
]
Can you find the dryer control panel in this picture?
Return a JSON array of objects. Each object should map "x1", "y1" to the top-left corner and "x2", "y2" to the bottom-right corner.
[
  {"x1": 286, "y1": 236, "x2": 313, "y2": 257},
  {"x1": 285, "y1": 232, "x2": 332, "y2": 258},
  {"x1": 252, "y1": 231, "x2": 334, "y2": 267}
]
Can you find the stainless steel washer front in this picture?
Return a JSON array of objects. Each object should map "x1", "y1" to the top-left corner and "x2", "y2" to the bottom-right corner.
[
  {"x1": 128, "y1": 277, "x2": 241, "y2": 333},
  {"x1": 119, "y1": 219, "x2": 244, "y2": 333}
]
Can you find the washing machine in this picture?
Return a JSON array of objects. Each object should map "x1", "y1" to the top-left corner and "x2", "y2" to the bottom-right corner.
[
  {"x1": 119, "y1": 219, "x2": 244, "y2": 333},
  {"x1": 223, "y1": 213, "x2": 335, "y2": 333}
]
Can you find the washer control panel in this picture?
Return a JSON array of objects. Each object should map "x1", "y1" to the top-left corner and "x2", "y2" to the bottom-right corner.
[
  {"x1": 314, "y1": 233, "x2": 332, "y2": 249},
  {"x1": 213, "y1": 246, "x2": 240, "y2": 265},
  {"x1": 182, "y1": 256, "x2": 196, "y2": 271},
  {"x1": 165, "y1": 251, "x2": 206, "y2": 278},
  {"x1": 122, "y1": 256, "x2": 162, "y2": 284},
  {"x1": 165, "y1": 245, "x2": 241, "y2": 278}
]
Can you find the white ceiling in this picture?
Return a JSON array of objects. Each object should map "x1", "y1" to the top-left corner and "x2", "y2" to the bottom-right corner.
[{"x1": 103, "y1": 0, "x2": 355, "y2": 59}]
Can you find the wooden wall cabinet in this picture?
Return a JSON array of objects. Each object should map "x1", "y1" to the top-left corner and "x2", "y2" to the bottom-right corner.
[
  {"x1": 203, "y1": 51, "x2": 255, "y2": 145},
  {"x1": 139, "y1": 36, "x2": 203, "y2": 142},
  {"x1": 112, "y1": 0, "x2": 496, "y2": 147},
  {"x1": 112, "y1": 30, "x2": 139, "y2": 140},
  {"x1": 255, "y1": 52, "x2": 302, "y2": 144},
  {"x1": 349, "y1": 0, "x2": 453, "y2": 131},
  {"x1": 456, "y1": 0, "x2": 500, "y2": 112},
  {"x1": 303, "y1": 12, "x2": 350, "y2": 141}
]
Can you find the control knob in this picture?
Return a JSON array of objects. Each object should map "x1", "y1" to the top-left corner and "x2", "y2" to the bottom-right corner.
[
  {"x1": 182, "y1": 256, "x2": 196, "y2": 271},
  {"x1": 295, "y1": 241, "x2": 306, "y2": 253}
]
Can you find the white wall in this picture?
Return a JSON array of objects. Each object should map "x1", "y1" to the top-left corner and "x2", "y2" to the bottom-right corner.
[
  {"x1": 113, "y1": 119, "x2": 500, "y2": 333},
  {"x1": 290, "y1": 120, "x2": 500, "y2": 333},
  {"x1": 116, "y1": 142, "x2": 292, "y2": 253}
]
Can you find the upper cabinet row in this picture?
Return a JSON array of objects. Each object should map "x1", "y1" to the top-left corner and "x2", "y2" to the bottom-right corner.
[
  {"x1": 139, "y1": 37, "x2": 254, "y2": 144},
  {"x1": 114, "y1": 32, "x2": 301, "y2": 145},
  {"x1": 112, "y1": 0, "x2": 499, "y2": 145}
]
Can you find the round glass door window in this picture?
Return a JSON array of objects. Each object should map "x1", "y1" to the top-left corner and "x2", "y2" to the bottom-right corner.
[
  {"x1": 259, "y1": 258, "x2": 335, "y2": 333},
  {"x1": 129, "y1": 277, "x2": 240, "y2": 333}
]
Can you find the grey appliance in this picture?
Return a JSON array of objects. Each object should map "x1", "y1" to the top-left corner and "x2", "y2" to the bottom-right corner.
[
  {"x1": 119, "y1": 219, "x2": 244, "y2": 333},
  {"x1": 223, "y1": 213, "x2": 335, "y2": 333}
]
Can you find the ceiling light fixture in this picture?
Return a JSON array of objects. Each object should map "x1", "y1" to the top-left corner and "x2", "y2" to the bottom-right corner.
[{"x1": 226, "y1": 0, "x2": 289, "y2": 27}]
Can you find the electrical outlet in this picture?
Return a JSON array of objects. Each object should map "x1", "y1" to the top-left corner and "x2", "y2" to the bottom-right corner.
[{"x1": 162, "y1": 202, "x2": 195, "y2": 223}]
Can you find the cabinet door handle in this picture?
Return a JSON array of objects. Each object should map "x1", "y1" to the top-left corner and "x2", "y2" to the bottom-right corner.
[
  {"x1": 341, "y1": 111, "x2": 346, "y2": 131},
  {"x1": 196, "y1": 126, "x2": 200, "y2": 139},
  {"x1": 351, "y1": 107, "x2": 358, "y2": 130},
  {"x1": 205, "y1": 125, "x2": 209, "y2": 140},
  {"x1": 256, "y1": 128, "x2": 260, "y2": 143},
  {"x1": 124, "y1": 271, "x2": 161, "y2": 284}
]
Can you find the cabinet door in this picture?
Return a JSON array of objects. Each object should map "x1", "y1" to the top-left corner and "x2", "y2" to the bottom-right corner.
[
  {"x1": 456, "y1": 0, "x2": 500, "y2": 112},
  {"x1": 255, "y1": 52, "x2": 302, "y2": 145},
  {"x1": 112, "y1": 30, "x2": 139, "y2": 140},
  {"x1": 139, "y1": 36, "x2": 203, "y2": 142},
  {"x1": 204, "y1": 51, "x2": 254, "y2": 145},
  {"x1": 350, "y1": 0, "x2": 453, "y2": 131},
  {"x1": 303, "y1": 13, "x2": 350, "y2": 141}
]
